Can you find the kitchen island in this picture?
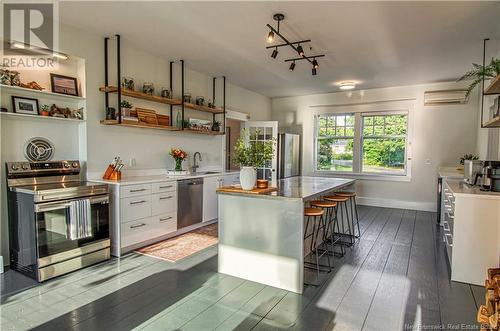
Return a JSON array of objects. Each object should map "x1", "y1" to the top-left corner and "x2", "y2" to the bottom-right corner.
[{"x1": 217, "y1": 176, "x2": 355, "y2": 294}]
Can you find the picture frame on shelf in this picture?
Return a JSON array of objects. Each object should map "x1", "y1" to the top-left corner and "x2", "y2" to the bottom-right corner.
[
  {"x1": 12, "y1": 96, "x2": 39, "y2": 115},
  {"x1": 50, "y1": 73, "x2": 79, "y2": 96}
]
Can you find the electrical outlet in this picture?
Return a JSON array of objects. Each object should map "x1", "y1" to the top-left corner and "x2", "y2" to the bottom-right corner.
[
  {"x1": 425, "y1": 159, "x2": 431, "y2": 165},
  {"x1": 130, "y1": 158, "x2": 136, "y2": 167}
]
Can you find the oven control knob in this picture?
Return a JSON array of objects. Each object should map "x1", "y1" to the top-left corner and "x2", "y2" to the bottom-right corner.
[
  {"x1": 63, "y1": 163, "x2": 70, "y2": 168},
  {"x1": 72, "y1": 162, "x2": 79, "y2": 168},
  {"x1": 10, "y1": 164, "x2": 19, "y2": 171},
  {"x1": 21, "y1": 164, "x2": 29, "y2": 170}
]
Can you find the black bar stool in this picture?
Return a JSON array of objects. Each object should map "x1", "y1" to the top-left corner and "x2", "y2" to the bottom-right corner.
[
  {"x1": 304, "y1": 207, "x2": 331, "y2": 286},
  {"x1": 324, "y1": 195, "x2": 354, "y2": 246},
  {"x1": 310, "y1": 200, "x2": 345, "y2": 258},
  {"x1": 335, "y1": 192, "x2": 360, "y2": 239}
]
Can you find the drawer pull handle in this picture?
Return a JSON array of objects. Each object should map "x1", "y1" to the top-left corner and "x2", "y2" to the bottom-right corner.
[
  {"x1": 159, "y1": 196, "x2": 173, "y2": 200},
  {"x1": 160, "y1": 217, "x2": 173, "y2": 222},
  {"x1": 130, "y1": 188, "x2": 147, "y2": 193},
  {"x1": 130, "y1": 200, "x2": 147, "y2": 205},
  {"x1": 130, "y1": 223, "x2": 146, "y2": 229},
  {"x1": 159, "y1": 185, "x2": 173, "y2": 189}
]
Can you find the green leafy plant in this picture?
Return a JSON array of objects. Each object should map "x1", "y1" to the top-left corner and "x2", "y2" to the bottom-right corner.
[
  {"x1": 233, "y1": 129, "x2": 275, "y2": 168},
  {"x1": 40, "y1": 104, "x2": 50, "y2": 112},
  {"x1": 459, "y1": 153, "x2": 479, "y2": 165},
  {"x1": 211, "y1": 121, "x2": 221, "y2": 131},
  {"x1": 120, "y1": 100, "x2": 133, "y2": 108},
  {"x1": 458, "y1": 58, "x2": 500, "y2": 97},
  {"x1": 182, "y1": 119, "x2": 190, "y2": 128}
]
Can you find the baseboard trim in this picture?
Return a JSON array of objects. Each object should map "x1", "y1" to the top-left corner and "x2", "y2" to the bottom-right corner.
[{"x1": 357, "y1": 196, "x2": 436, "y2": 212}]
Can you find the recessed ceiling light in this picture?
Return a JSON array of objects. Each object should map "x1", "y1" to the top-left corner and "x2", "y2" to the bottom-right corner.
[{"x1": 339, "y1": 81, "x2": 356, "y2": 90}]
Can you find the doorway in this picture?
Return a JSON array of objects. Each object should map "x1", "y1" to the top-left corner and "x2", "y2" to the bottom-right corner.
[{"x1": 225, "y1": 119, "x2": 242, "y2": 171}]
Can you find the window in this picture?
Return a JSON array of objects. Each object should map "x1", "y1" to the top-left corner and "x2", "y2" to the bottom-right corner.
[
  {"x1": 315, "y1": 111, "x2": 409, "y2": 177},
  {"x1": 316, "y1": 114, "x2": 355, "y2": 171}
]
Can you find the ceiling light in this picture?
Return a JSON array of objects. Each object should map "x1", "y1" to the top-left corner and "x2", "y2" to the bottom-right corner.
[
  {"x1": 339, "y1": 81, "x2": 356, "y2": 90},
  {"x1": 312, "y1": 58, "x2": 319, "y2": 69},
  {"x1": 289, "y1": 61, "x2": 296, "y2": 71},
  {"x1": 267, "y1": 31, "x2": 275, "y2": 43},
  {"x1": 271, "y1": 48, "x2": 278, "y2": 59},
  {"x1": 312, "y1": 67, "x2": 317, "y2": 76},
  {"x1": 296, "y1": 45, "x2": 304, "y2": 57},
  {"x1": 10, "y1": 41, "x2": 69, "y2": 60}
]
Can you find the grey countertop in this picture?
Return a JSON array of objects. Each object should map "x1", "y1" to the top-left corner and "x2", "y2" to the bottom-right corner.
[
  {"x1": 445, "y1": 178, "x2": 500, "y2": 199},
  {"x1": 217, "y1": 176, "x2": 355, "y2": 201}
]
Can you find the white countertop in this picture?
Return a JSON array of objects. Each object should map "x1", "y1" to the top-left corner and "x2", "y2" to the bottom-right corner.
[
  {"x1": 438, "y1": 166, "x2": 464, "y2": 179},
  {"x1": 89, "y1": 170, "x2": 239, "y2": 186},
  {"x1": 445, "y1": 178, "x2": 500, "y2": 199}
]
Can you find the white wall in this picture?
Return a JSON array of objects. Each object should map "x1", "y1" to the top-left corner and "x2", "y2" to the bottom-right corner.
[{"x1": 272, "y1": 82, "x2": 480, "y2": 211}]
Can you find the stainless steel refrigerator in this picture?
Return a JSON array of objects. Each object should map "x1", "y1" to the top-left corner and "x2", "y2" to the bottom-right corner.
[{"x1": 277, "y1": 133, "x2": 301, "y2": 179}]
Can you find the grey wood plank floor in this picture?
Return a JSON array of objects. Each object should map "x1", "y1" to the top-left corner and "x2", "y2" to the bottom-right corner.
[{"x1": 0, "y1": 206, "x2": 483, "y2": 331}]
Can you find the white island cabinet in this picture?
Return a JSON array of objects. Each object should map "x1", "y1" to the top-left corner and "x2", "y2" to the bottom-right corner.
[{"x1": 203, "y1": 173, "x2": 240, "y2": 222}]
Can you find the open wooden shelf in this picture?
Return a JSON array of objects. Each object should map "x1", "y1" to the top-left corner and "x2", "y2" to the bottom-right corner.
[
  {"x1": 483, "y1": 116, "x2": 500, "y2": 128},
  {"x1": 1, "y1": 84, "x2": 86, "y2": 100},
  {"x1": 99, "y1": 86, "x2": 181, "y2": 105},
  {"x1": 100, "y1": 120, "x2": 224, "y2": 135},
  {"x1": 1, "y1": 111, "x2": 85, "y2": 123},
  {"x1": 484, "y1": 75, "x2": 500, "y2": 95},
  {"x1": 183, "y1": 102, "x2": 225, "y2": 114}
]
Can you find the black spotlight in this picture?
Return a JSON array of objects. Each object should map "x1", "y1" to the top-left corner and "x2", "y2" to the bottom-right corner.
[
  {"x1": 312, "y1": 59, "x2": 319, "y2": 69},
  {"x1": 267, "y1": 31, "x2": 275, "y2": 43},
  {"x1": 271, "y1": 48, "x2": 278, "y2": 59},
  {"x1": 289, "y1": 61, "x2": 296, "y2": 71},
  {"x1": 312, "y1": 67, "x2": 317, "y2": 76},
  {"x1": 296, "y1": 45, "x2": 304, "y2": 56}
]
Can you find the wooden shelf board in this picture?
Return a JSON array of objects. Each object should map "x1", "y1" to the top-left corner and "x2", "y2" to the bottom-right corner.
[
  {"x1": 1, "y1": 112, "x2": 85, "y2": 123},
  {"x1": 484, "y1": 75, "x2": 500, "y2": 95},
  {"x1": 100, "y1": 120, "x2": 224, "y2": 135},
  {"x1": 182, "y1": 102, "x2": 225, "y2": 114},
  {"x1": 182, "y1": 128, "x2": 225, "y2": 135},
  {"x1": 99, "y1": 86, "x2": 182, "y2": 105},
  {"x1": 1, "y1": 84, "x2": 86, "y2": 100},
  {"x1": 483, "y1": 116, "x2": 500, "y2": 128}
]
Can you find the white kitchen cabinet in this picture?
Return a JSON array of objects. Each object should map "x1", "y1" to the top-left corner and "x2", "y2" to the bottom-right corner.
[
  {"x1": 222, "y1": 173, "x2": 240, "y2": 186},
  {"x1": 203, "y1": 176, "x2": 222, "y2": 222}
]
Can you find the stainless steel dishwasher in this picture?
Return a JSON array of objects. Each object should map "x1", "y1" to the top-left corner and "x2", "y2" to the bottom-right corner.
[{"x1": 177, "y1": 177, "x2": 204, "y2": 229}]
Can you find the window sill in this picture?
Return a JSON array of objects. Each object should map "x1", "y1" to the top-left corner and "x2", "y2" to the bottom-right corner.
[{"x1": 313, "y1": 171, "x2": 411, "y2": 182}]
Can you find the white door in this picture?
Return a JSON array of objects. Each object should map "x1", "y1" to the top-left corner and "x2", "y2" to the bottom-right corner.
[{"x1": 243, "y1": 121, "x2": 279, "y2": 182}]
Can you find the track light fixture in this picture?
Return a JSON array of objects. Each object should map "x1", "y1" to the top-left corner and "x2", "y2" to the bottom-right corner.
[
  {"x1": 265, "y1": 13, "x2": 325, "y2": 75},
  {"x1": 271, "y1": 47, "x2": 278, "y2": 59},
  {"x1": 312, "y1": 68, "x2": 317, "y2": 76}
]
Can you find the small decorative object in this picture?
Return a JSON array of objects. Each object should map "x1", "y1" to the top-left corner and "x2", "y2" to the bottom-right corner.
[
  {"x1": 50, "y1": 104, "x2": 72, "y2": 118},
  {"x1": 211, "y1": 120, "x2": 221, "y2": 132},
  {"x1": 120, "y1": 100, "x2": 133, "y2": 117},
  {"x1": 20, "y1": 81, "x2": 44, "y2": 90},
  {"x1": 257, "y1": 179, "x2": 269, "y2": 189},
  {"x1": 72, "y1": 108, "x2": 84, "y2": 120},
  {"x1": 50, "y1": 73, "x2": 79, "y2": 96},
  {"x1": 106, "y1": 107, "x2": 116, "y2": 120},
  {"x1": 182, "y1": 119, "x2": 190, "y2": 129},
  {"x1": 9, "y1": 70, "x2": 20, "y2": 86},
  {"x1": 195, "y1": 96, "x2": 205, "y2": 106},
  {"x1": 207, "y1": 100, "x2": 216, "y2": 108},
  {"x1": 233, "y1": 129, "x2": 275, "y2": 190},
  {"x1": 12, "y1": 96, "x2": 39, "y2": 115},
  {"x1": 161, "y1": 87, "x2": 171, "y2": 98},
  {"x1": 170, "y1": 148, "x2": 188, "y2": 172},
  {"x1": 176, "y1": 110, "x2": 182, "y2": 128},
  {"x1": 0, "y1": 107, "x2": 7, "y2": 113},
  {"x1": 121, "y1": 76, "x2": 134, "y2": 90},
  {"x1": 189, "y1": 118, "x2": 211, "y2": 131},
  {"x1": 183, "y1": 93, "x2": 191, "y2": 103},
  {"x1": 460, "y1": 153, "x2": 479, "y2": 165},
  {"x1": 40, "y1": 104, "x2": 50, "y2": 116},
  {"x1": 142, "y1": 82, "x2": 154, "y2": 95},
  {"x1": 0, "y1": 67, "x2": 10, "y2": 85},
  {"x1": 458, "y1": 57, "x2": 500, "y2": 97}
]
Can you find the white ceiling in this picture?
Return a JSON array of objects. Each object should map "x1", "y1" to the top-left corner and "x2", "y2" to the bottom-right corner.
[{"x1": 60, "y1": 1, "x2": 500, "y2": 98}]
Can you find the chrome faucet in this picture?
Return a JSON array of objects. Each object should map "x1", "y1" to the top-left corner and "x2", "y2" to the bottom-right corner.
[{"x1": 191, "y1": 152, "x2": 202, "y2": 174}]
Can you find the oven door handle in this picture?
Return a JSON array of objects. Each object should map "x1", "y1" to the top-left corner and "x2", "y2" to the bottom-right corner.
[{"x1": 35, "y1": 196, "x2": 109, "y2": 212}]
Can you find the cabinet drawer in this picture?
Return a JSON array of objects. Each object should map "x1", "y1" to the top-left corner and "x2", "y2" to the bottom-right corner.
[
  {"x1": 121, "y1": 195, "x2": 152, "y2": 222},
  {"x1": 121, "y1": 217, "x2": 153, "y2": 247},
  {"x1": 152, "y1": 181, "x2": 176, "y2": 194},
  {"x1": 152, "y1": 192, "x2": 176, "y2": 216},
  {"x1": 152, "y1": 212, "x2": 177, "y2": 236},
  {"x1": 120, "y1": 184, "x2": 152, "y2": 198}
]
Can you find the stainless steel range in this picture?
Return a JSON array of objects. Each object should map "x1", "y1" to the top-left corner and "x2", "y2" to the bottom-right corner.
[{"x1": 6, "y1": 160, "x2": 111, "y2": 282}]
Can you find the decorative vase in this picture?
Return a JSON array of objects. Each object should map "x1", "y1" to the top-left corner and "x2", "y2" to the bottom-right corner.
[
  {"x1": 240, "y1": 166, "x2": 257, "y2": 190},
  {"x1": 175, "y1": 158, "x2": 183, "y2": 171}
]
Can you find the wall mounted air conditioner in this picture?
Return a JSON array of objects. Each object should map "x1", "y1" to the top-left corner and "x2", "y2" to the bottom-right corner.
[{"x1": 424, "y1": 89, "x2": 469, "y2": 105}]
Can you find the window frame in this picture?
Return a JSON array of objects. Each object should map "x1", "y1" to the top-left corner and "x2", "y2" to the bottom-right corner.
[{"x1": 313, "y1": 108, "x2": 412, "y2": 181}]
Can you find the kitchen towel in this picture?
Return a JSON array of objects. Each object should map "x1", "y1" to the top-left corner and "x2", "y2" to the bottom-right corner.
[{"x1": 68, "y1": 199, "x2": 93, "y2": 240}]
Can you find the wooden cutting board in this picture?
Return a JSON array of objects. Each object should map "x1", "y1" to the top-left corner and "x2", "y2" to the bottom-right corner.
[{"x1": 217, "y1": 185, "x2": 278, "y2": 194}]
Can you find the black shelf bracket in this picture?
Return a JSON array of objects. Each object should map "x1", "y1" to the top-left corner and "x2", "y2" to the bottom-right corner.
[
  {"x1": 116, "y1": 34, "x2": 121, "y2": 124},
  {"x1": 169, "y1": 61, "x2": 174, "y2": 126}
]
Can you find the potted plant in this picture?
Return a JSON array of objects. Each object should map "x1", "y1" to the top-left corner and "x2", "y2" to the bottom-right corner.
[
  {"x1": 458, "y1": 57, "x2": 500, "y2": 97},
  {"x1": 169, "y1": 148, "x2": 187, "y2": 171},
  {"x1": 40, "y1": 104, "x2": 50, "y2": 116},
  {"x1": 233, "y1": 129, "x2": 275, "y2": 190},
  {"x1": 212, "y1": 120, "x2": 221, "y2": 132},
  {"x1": 120, "y1": 100, "x2": 133, "y2": 117}
]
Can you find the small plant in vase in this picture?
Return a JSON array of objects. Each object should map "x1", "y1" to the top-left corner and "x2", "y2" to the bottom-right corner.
[
  {"x1": 170, "y1": 148, "x2": 187, "y2": 171},
  {"x1": 120, "y1": 100, "x2": 133, "y2": 117},
  {"x1": 40, "y1": 104, "x2": 50, "y2": 116},
  {"x1": 212, "y1": 120, "x2": 221, "y2": 132},
  {"x1": 233, "y1": 129, "x2": 275, "y2": 190}
]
